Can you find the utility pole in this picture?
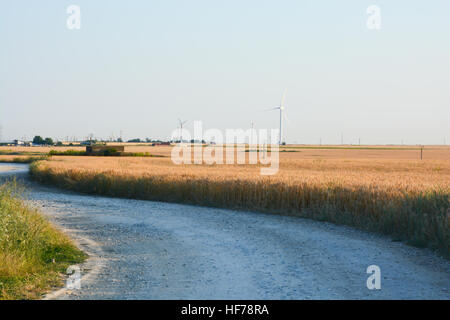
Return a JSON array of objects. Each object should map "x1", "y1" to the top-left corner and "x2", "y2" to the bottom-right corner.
[{"x1": 420, "y1": 145, "x2": 423, "y2": 160}]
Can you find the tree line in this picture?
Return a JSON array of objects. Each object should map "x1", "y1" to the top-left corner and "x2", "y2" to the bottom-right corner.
[{"x1": 32, "y1": 136, "x2": 56, "y2": 146}]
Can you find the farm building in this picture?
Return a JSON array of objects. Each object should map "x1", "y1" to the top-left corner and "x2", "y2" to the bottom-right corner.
[{"x1": 13, "y1": 140, "x2": 27, "y2": 146}]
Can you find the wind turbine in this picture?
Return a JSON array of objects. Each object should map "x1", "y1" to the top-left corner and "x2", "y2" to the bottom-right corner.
[
  {"x1": 178, "y1": 118, "x2": 189, "y2": 143},
  {"x1": 265, "y1": 89, "x2": 288, "y2": 145}
]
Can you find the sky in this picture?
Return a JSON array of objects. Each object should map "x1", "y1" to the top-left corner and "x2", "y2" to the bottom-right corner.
[{"x1": 0, "y1": 0, "x2": 449, "y2": 144}]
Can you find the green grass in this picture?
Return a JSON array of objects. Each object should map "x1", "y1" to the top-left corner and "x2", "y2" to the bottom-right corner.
[
  {"x1": 0, "y1": 151, "x2": 46, "y2": 156},
  {"x1": 0, "y1": 156, "x2": 49, "y2": 164},
  {"x1": 0, "y1": 180, "x2": 86, "y2": 299},
  {"x1": 48, "y1": 149, "x2": 162, "y2": 157},
  {"x1": 0, "y1": 150, "x2": 49, "y2": 164},
  {"x1": 48, "y1": 150, "x2": 86, "y2": 156}
]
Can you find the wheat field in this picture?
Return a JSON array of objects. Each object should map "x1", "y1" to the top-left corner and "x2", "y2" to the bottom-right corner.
[{"x1": 26, "y1": 145, "x2": 450, "y2": 255}]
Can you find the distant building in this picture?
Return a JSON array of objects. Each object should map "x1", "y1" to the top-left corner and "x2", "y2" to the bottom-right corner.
[{"x1": 13, "y1": 140, "x2": 26, "y2": 146}]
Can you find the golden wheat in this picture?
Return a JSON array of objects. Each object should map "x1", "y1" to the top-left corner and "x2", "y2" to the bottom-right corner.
[{"x1": 29, "y1": 147, "x2": 450, "y2": 255}]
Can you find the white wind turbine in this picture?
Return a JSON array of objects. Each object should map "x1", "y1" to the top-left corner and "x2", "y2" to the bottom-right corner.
[
  {"x1": 265, "y1": 89, "x2": 288, "y2": 145},
  {"x1": 178, "y1": 118, "x2": 189, "y2": 142}
]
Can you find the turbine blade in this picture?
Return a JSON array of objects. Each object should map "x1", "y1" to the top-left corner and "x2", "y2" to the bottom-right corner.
[
  {"x1": 283, "y1": 111, "x2": 291, "y2": 125},
  {"x1": 263, "y1": 106, "x2": 281, "y2": 111}
]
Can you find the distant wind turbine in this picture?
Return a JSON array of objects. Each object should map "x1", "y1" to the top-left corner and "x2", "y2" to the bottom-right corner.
[
  {"x1": 265, "y1": 89, "x2": 288, "y2": 145},
  {"x1": 178, "y1": 118, "x2": 189, "y2": 142}
]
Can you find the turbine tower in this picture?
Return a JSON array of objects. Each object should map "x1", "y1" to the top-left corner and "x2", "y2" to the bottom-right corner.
[
  {"x1": 266, "y1": 89, "x2": 287, "y2": 145},
  {"x1": 178, "y1": 118, "x2": 189, "y2": 143}
]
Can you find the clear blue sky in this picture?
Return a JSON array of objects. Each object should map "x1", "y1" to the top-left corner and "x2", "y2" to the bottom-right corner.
[{"x1": 1, "y1": 0, "x2": 449, "y2": 144}]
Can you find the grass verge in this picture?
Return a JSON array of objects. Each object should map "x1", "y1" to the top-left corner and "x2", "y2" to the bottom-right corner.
[
  {"x1": 0, "y1": 156, "x2": 49, "y2": 164},
  {"x1": 48, "y1": 149, "x2": 163, "y2": 157},
  {"x1": 0, "y1": 180, "x2": 86, "y2": 299}
]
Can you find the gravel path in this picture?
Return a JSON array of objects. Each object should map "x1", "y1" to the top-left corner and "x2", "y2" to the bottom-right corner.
[{"x1": 1, "y1": 164, "x2": 449, "y2": 299}]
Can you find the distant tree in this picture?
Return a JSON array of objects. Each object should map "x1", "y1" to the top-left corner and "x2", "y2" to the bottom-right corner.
[
  {"x1": 128, "y1": 138, "x2": 141, "y2": 143},
  {"x1": 117, "y1": 137, "x2": 123, "y2": 142},
  {"x1": 33, "y1": 136, "x2": 45, "y2": 145},
  {"x1": 56, "y1": 141, "x2": 63, "y2": 146},
  {"x1": 44, "y1": 137, "x2": 54, "y2": 145}
]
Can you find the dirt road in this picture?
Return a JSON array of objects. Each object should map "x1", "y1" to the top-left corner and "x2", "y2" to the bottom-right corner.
[{"x1": 1, "y1": 164, "x2": 449, "y2": 299}]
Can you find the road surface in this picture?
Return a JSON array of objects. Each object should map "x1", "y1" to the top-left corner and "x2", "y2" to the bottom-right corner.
[{"x1": 1, "y1": 163, "x2": 449, "y2": 299}]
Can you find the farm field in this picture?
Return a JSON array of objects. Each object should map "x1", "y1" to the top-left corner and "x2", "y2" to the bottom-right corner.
[
  {"x1": 27, "y1": 144, "x2": 450, "y2": 256},
  {"x1": 1, "y1": 143, "x2": 449, "y2": 159}
]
